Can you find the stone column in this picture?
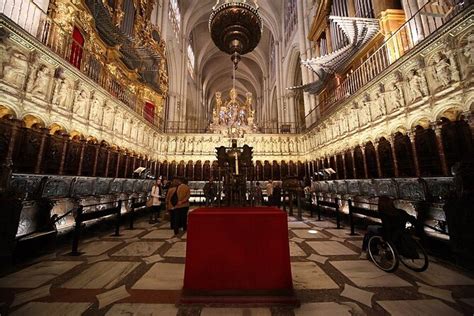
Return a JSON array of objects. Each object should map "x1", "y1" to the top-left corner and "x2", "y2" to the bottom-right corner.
[
  {"x1": 0, "y1": 120, "x2": 22, "y2": 193},
  {"x1": 34, "y1": 128, "x2": 50, "y2": 174},
  {"x1": 92, "y1": 143, "x2": 100, "y2": 176},
  {"x1": 389, "y1": 136, "x2": 399, "y2": 177},
  {"x1": 341, "y1": 153, "x2": 347, "y2": 179},
  {"x1": 124, "y1": 155, "x2": 130, "y2": 178},
  {"x1": 408, "y1": 132, "x2": 421, "y2": 177},
  {"x1": 104, "y1": 149, "x2": 111, "y2": 177},
  {"x1": 374, "y1": 140, "x2": 383, "y2": 178},
  {"x1": 333, "y1": 154, "x2": 339, "y2": 179},
  {"x1": 360, "y1": 145, "x2": 369, "y2": 179},
  {"x1": 350, "y1": 149, "x2": 357, "y2": 178},
  {"x1": 58, "y1": 134, "x2": 70, "y2": 175},
  {"x1": 115, "y1": 152, "x2": 121, "y2": 178},
  {"x1": 432, "y1": 124, "x2": 449, "y2": 176},
  {"x1": 77, "y1": 140, "x2": 87, "y2": 176}
]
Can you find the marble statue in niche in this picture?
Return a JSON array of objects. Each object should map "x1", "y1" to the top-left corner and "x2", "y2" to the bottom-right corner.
[
  {"x1": 52, "y1": 73, "x2": 71, "y2": 109},
  {"x1": 289, "y1": 139, "x2": 295, "y2": 152},
  {"x1": 28, "y1": 64, "x2": 51, "y2": 98},
  {"x1": 90, "y1": 94, "x2": 104, "y2": 124},
  {"x1": 407, "y1": 68, "x2": 428, "y2": 102},
  {"x1": 462, "y1": 32, "x2": 474, "y2": 69},
  {"x1": 432, "y1": 52, "x2": 453, "y2": 87},
  {"x1": 385, "y1": 80, "x2": 405, "y2": 113},
  {"x1": 131, "y1": 121, "x2": 138, "y2": 140},
  {"x1": 2, "y1": 50, "x2": 29, "y2": 88},
  {"x1": 161, "y1": 137, "x2": 169, "y2": 152},
  {"x1": 123, "y1": 117, "x2": 131, "y2": 137},
  {"x1": 360, "y1": 94, "x2": 372, "y2": 124},
  {"x1": 73, "y1": 88, "x2": 90, "y2": 117},
  {"x1": 445, "y1": 49, "x2": 460, "y2": 82},
  {"x1": 114, "y1": 112, "x2": 123, "y2": 133},
  {"x1": 348, "y1": 103, "x2": 359, "y2": 131},
  {"x1": 169, "y1": 137, "x2": 177, "y2": 152},
  {"x1": 103, "y1": 105, "x2": 115, "y2": 129}
]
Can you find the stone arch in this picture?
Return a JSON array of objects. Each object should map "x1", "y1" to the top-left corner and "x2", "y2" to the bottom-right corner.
[
  {"x1": 23, "y1": 114, "x2": 45, "y2": 129},
  {"x1": 48, "y1": 122, "x2": 67, "y2": 135},
  {"x1": 0, "y1": 105, "x2": 17, "y2": 119}
]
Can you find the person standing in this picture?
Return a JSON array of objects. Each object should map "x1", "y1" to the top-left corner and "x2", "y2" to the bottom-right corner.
[
  {"x1": 266, "y1": 180, "x2": 273, "y2": 205},
  {"x1": 252, "y1": 182, "x2": 263, "y2": 206},
  {"x1": 203, "y1": 179, "x2": 217, "y2": 206},
  {"x1": 166, "y1": 178, "x2": 191, "y2": 236},
  {"x1": 150, "y1": 179, "x2": 162, "y2": 223}
]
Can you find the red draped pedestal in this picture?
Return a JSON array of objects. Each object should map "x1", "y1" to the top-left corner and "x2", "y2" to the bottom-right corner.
[{"x1": 181, "y1": 207, "x2": 298, "y2": 305}]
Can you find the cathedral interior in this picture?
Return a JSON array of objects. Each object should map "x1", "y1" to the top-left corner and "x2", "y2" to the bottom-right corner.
[{"x1": 0, "y1": 0, "x2": 473, "y2": 315}]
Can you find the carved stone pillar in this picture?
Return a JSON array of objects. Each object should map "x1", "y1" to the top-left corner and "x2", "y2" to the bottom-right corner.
[
  {"x1": 360, "y1": 145, "x2": 369, "y2": 179},
  {"x1": 92, "y1": 143, "x2": 100, "y2": 176},
  {"x1": 341, "y1": 153, "x2": 347, "y2": 179},
  {"x1": 104, "y1": 149, "x2": 111, "y2": 177},
  {"x1": 77, "y1": 140, "x2": 87, "y2": 176},
  {"x1": 333, "y1": 154, "x2": 339, "y2": 179},
  {"x1": 0, "y1": 119, "x2": 22, "y2": 193},
  {"x1": 124, "y1": 155, "x2": 130, "y2": 178},
  {"x1": 115, "y1": 152, "x2": 121, "y2": 178},
  {"x1": 34, "y1": 128, "x2": 50, "y2": 174},
  {"x1": 408, "y1": 132, "x2": 421, "y2": 177},
  {"x1": 350, "y1": 149, "x2": 357, "y2": 178},
  {"x1": 374, "y1": 140, "x2": 383, "y2": 178},
  {"x1": 58, "y1": 134, "x2": 70, "y2": 175},
  {"x1": 389, "y1": 136, "x2": 399, "y2": 177},
  {"x1": 432, "y1": 124, "x2": 449, "y2": 176}
]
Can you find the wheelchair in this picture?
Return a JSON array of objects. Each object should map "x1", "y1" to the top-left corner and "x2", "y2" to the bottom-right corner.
[{"x1": 367, "y1": 213, "x2": 429, "y2": 273}]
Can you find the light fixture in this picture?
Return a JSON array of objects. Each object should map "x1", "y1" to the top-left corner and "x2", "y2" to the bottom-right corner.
[{"x1": 209, "y1": 0, "x2": 262, "y2": 69}]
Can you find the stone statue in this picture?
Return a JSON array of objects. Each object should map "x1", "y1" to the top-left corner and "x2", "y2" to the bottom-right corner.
[
  {"x1": 28, "y1": 65, "x2": 51, "y2": 97},
  {"x1": 433, "y1": 52, "x2": 452, "y2": 87},
  {"x1": 408, "y1": 69, "x2": 428, "y2": 102},
  {"x1": 114, "y1": 112, "x2": 123, "y2": 133},
  {"x1": 385, "y1": 81, "x2": 404, "y2": 113},
  {"x1": 2, "y1": 50, "x2": 28, "y2": 88},
  {"x1": 52, "y1": 76, "x2": 71, "y2": 109},
  {"x1": 90, "y1": 95, "x2": 104, "y2": 124},
  {"x1": 289, "y1": 139, "x2": 295, "y2": 152},
  {"x1": 73, "y1": 88, "x2": 90, "y2": 117},
  {"x1": 123, "y1": 117, "x2": 131, "y2": 137},
  {"x1": 103, "y1": 105, "x2": 115, "y2": 129},
  {"x1": 463, "y1": 32, "x2": 474, "y2": 66},
  {"x1": 445, "y1": 49, "x2": 460, "y2": 82}
]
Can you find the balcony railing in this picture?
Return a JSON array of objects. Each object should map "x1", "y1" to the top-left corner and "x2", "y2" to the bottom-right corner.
[
  {"x1": 305, "y1": 0, "x2": 468, "y2": 127},
  {"x1": 0, "y1": 0, "x2": 161, "y2": 127}
]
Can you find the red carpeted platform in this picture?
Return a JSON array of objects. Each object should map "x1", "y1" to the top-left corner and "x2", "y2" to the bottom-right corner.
[{"x1": 181, "y1": 207, "x2": 298, "y2": 306}]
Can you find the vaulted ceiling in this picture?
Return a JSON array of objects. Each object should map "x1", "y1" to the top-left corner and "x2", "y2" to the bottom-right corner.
[{"x1": 179, "y1": 0, "x2": 284, "y2": 109}]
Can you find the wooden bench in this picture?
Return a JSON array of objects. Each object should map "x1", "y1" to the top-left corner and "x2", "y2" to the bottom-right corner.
[
  {"x1": 315, "y1": 196, "x2": 341, "y2": 228},
  {"x1": 347, "y1": 199, "x2": 380, "y2": 235},
  {"x1": 71, "y1": 200, "x2": 122, "y2": 255}
]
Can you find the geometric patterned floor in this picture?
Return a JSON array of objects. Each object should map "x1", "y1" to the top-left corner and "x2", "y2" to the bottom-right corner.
[{"x1": 1, "y1": 210, "x2": 473, "y2": 315}]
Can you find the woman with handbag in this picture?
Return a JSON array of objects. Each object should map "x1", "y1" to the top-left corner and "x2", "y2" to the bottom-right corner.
[
  {"x1": 149, "y1": 179, "x2": 162, "y2": 223},
  {"x1": 166, "y1": 178, "x2": 191, "y2": 236}
]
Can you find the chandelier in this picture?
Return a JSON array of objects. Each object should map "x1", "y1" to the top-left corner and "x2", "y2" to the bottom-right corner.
[
  {"x1": 209, "y1": 0, "x2": 262, "y2": 68},
  {"x1": 210, "y1": 88, "x2": 257, "y2": 138}
]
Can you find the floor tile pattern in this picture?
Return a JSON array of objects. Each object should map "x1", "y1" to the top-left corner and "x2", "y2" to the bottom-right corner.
[{"x1": 0, "y1": 211, "x2": 473, "y2": 316}]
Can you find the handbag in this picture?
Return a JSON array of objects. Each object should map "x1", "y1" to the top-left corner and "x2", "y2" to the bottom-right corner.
[
  {"x1": 170, "y1": 185, "x2": 180, "y2": 207},
  {"x1": 146, "y1": 197, "x2": 153, "y2": 208}
]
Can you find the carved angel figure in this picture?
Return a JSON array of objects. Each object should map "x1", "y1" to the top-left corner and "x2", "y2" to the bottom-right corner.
[{"x1": 433, "y1": 52, "x2": 452, "y2": 87}]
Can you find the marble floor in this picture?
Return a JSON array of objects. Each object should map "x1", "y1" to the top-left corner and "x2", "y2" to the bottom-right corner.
[{"x1": 0, "y1": 211, "x2": 473, "y2": 316}]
